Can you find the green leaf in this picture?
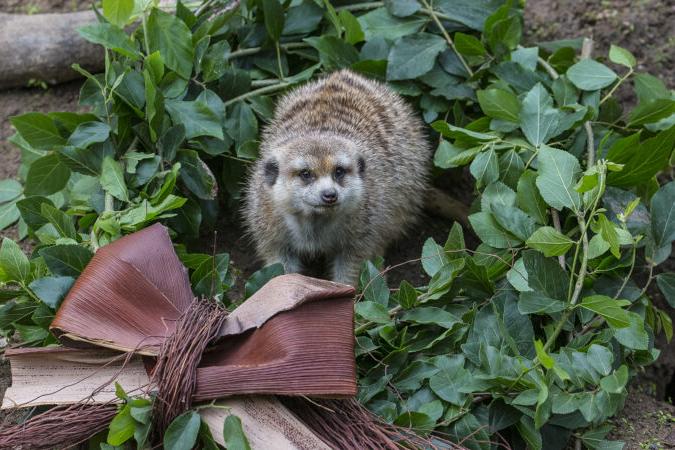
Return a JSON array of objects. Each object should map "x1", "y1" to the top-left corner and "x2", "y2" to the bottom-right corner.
[
  {"x1": 25, "y1": 153, "x2": 71, "y2": 196},
  {"x1": 355, "y1": 301, "x2": 390, "y2": 324},
  {"x1": 78, "y1": 23, "x2": 140, "y2": 60},
  {"x1": 535, "y1": 145, "x2": 582, "y2": 211},
  {"x1": 651, "y1": 181, "x2": 675, "y2": 249},
  {"x1": 656, "y1": 273, "x2": 675, "y2": 308},
  {"x1": 384, "y1": 0, "x2": 420, "y2": 17},
  {"x1": 0, "y1": 238, "x2": 30, "y2": 283},
  {"x1": 338, "y1": 10, "x2": 365, "y2": 44},
  {"x1": 455, "y1": 32, "x2": 486, "y2": 56},
  {"x1": 262, "y1": 0, "x2": 284, "y2": 41},
  {"x1": 304, "y1": 36, "x2": 359, "y2": 71},
  {"x1": 469, "y1": 212, "x2": 521, "y2": 249},
  {"x1": 0, "y1": 179, "x2": 22, "y2": 203},
  {"x1": 586, "y1": 344, "x2": 613, "y2": 376},
  {"x1": 421, "y1": 237, "x2": 449, "y2": 277},
  {"x1": 222, "y1": 415, "x2": 251, "y2": 450},
  {"x1": 579, "y1": 295, "x2": 631, "y2": 328},
  {"x1": 39, "y1": 245, "x2": 93, "y2": 277},
  {"x1": 520, "y1": 83, "x2": 560, "y2": 147},
  {"x1": 401, "y1": 306, "x2": 460, "y2": 328},
  {"x1": 283, "y1": 0, "x2": 324, "y2": 36},
  {"x1": 40, "y1": 204, "x2": 77, "y2": 240},
  {"x1": 386, "y1": 33, "x2": 446, "y2": 81},
  {"x1": 16, "y1": 196, "x2": 53, "y2": 230},
  {"x1": 609, "y1": 45, "x2": 636, "y2": 68},
  {"x1": 432, "y1": 121, "x2": 498, "y2": 142},
  {"x1": 29, "y1": 276, "x2": 75, "y2": 309},
  {"x1": 166, "y1": 100, "x2": 223, "y2": 139},
  {"x1": 515, "y1": 417, "x2": 542, "y2": 450},
  {"x1": 628, "y1": 99, "x2": 675, "y2": 126},
  {"x1": 634, "y1": 73, "x2": 669, "y2": 104},
  {"x1": 477, "y1": 89, "x2": 520, "y2": 122},
  {"x1": 146, "y1": 9, "x2": 194, "y2": 79},
  {"x1": 517, "y1": 170, "x2": 548, "y2": 224},
  {"x1": 58, "y1": 141, "x2": 114, "y2": 176},
  {"x1": 607, "y1": 127, "x2": 675, "y2": 187},
  {"x1": 10, "y1": 113, "x2": 65, "y2": 150},
  {"x1": 526, "y1": 226, "x2": 574, "y2": 256},
  {"x1": 518, "y1": 291, "x2": 566, "y2": 314},
  {"x1": 614, "y1": 312, "x2": 649, "y2": 350},
  {"x1": 176, "y1": 150, "x2": 217, "y2": 200},
  {"x1": 534, "y1": 339, "x2": 554, "y2": 369},
  {"x1": 522, "y1": 250, "x2": 568, "y2": 300},
  {"x1": 359, "y1": 260, "x2": 389, "y2": 305},
  {"x1": 102, "y1": 0, "x2": 134, "y2": 28},
  {"x1": 600, "y1": 365, "x2": 628, "y2": 394},
  {"x1": 357, "y1": 8, "x2": 425, "y2": 41},
  {"x1": 597, "y1": 214, "x2": 621, "y2": 258},
  {"x1": 164, "y1": 411, "x2": 201, "y2": 450},
  {"x1": 107, "y1": 405, "x2": 135, "y2": 446},
  {"x1": 244, "y1": 263, "x2": 284, "y2": 298},
  {"x1": 567, "y1": 59, "x2": 618, "y2": 91},
  {"x1": 492, "y1": 206, "x2": 537, "y2": 241},
  {"x1": 469, "y1": 148, "x2": 499, "y2": 186},
  {"x1": 0, "y1": 203, "x2": 20, "y2": 231},
  {"x1": 396, "y1": 280, "x2": 418, "y2": 309},
  {"x1": 433, "y1": 140, "x2": 479, "y2": 169},
  {"x1": 429, "y1": 355, "x2": 468, "y2": 405},
  {"x1": 100, "y1": 157, "x2": 129, "y2": 202}
]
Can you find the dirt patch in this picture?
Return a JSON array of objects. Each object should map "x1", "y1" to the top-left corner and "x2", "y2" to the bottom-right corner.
[
  {"x1": 525, "y1": 0, "x2": 674, "y2": 90},
  {"x1": 608, "y1": 387, "x2": 675, "y2": 449},
  {"x1": 0, "y1": 0, "x2": 93, "y2": 14}
]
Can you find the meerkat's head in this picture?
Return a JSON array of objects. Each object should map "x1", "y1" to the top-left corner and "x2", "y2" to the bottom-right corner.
[{"x1": 260, "y1": 133, "x2": 366, "y2": 217}]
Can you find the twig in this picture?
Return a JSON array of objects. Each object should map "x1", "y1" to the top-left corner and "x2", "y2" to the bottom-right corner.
[
  {"x1": 551, "y1": 209, "x2": 566, "y2": 269},
  {"x1": 228, "y1": 42, "x2": 310, "y2": 61},
  {"x1": 544, "y1": 214, "x2": 590, "y2": 352},
  {"x1": 580, "y1": 38, "x2": 595, "y2": 170},
  {"x1": 223, "y1": 81, "x2": 291, "y2": 106},
  {"x1": 417, "y1": 0, "x2": 474, "y2": 77}
]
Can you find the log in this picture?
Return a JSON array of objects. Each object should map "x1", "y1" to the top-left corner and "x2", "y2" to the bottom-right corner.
[{"x1": 0, "y1": 11, "x2": 102, "y2": 90}]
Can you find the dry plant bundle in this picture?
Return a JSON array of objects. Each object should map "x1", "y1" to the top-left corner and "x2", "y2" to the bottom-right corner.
[{"x1": 0, "y1": 224, "x2": 461, "y2": 449}]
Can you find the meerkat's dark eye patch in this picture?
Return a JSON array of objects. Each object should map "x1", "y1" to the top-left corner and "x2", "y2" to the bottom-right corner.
[
  {"x1": 334, "y1": 166, "x2": 346, "y2": 180},
  {"x1": 357, "y1": 157, "x2": 366, "y2": 175},
  {"x1": 298, "y1": 169, "x2": 313, "y2": 183},
  {"x1": 263, "y1": 159, "x2": 279, "y2": 186}
]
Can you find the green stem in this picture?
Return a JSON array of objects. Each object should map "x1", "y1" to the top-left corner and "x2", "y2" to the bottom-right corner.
[
  {"x1": 141, "y1": 12, "x2": 151, "y2": 56},
  {"x1": 599, "y1": 69, "x2": 633, "y2": 106},
  {"x1": 544, "y1": 214, "x2": 590, "y2": 352},
  {"x1": 223, "y1": 81, "x2": 291, "y2": 106},
  {"x1": 20, "y1": 283, "x2": 42, "y2": 304},
  {"x1": 275, "y1": 42, "x2": 285, "y2": 81},
  {"x1": 228, "y1": 42, "x2": 310, "y2": 61},
  {"x1": 614, "y1": 240, "x2": 637, "y2": 299},
  {"x1": 104, "y1": 193, "x2": 114, "y2": 212},
  {"x1": 417, "y1": 0, "x2": 474, "y2": 77},
  {"x1": 354, "y1": 305, "x2": 401, "y2": 335}
]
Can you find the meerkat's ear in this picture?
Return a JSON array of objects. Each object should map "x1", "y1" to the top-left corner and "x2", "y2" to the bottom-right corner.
[
  {"x1": 263, "y1": 158, "x2": 279, "y2": 186},
  {"x1": 357, "y1": 156, "x2": 366, "y2": 175}
]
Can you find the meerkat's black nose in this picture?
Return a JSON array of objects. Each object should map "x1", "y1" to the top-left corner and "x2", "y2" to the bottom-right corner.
[{"x1": 321, "y1": 188, "x2": 338, "y2": 204}]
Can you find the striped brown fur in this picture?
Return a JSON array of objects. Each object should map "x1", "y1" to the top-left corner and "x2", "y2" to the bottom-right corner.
[{"x1": 243, "y1": 69, "x2": 430, "y2": 285}]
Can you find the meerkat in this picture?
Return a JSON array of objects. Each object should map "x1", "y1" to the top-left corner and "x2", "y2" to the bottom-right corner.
[{"x1": 243, "y1": 69, "x2": 430, "y2": 286}]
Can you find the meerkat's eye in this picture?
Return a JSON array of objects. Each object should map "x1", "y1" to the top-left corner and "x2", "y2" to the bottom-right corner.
[
  {"x1": 334, "y1": 166, "x2": 346, "y2": 179},
  {"x1": 299, "y1": 169, "x2": 312, "y2": 181}
]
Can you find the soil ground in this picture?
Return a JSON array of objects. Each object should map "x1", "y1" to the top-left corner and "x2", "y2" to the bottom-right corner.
[{"x1": 0, "y1": 0, "x2": 673, "y2": 448}]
